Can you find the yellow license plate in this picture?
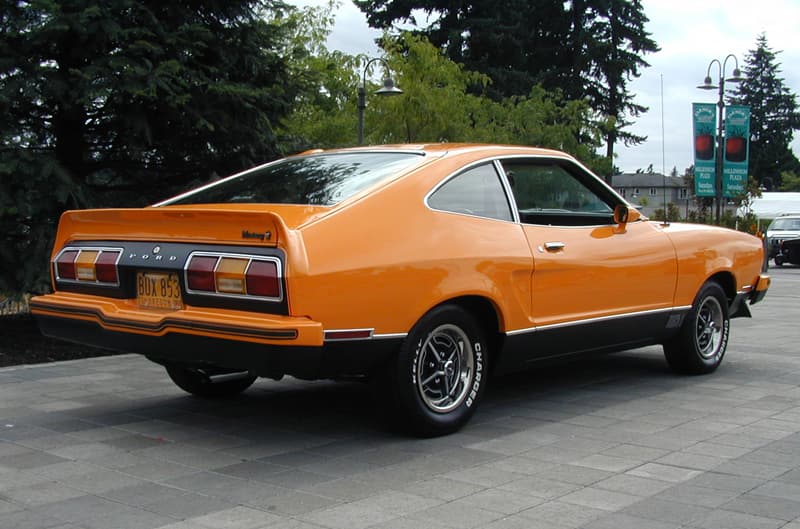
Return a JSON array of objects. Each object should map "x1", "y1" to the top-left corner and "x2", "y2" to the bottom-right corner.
[{"x1": 136, "y1": 272, "x2": 183, "y2": 310}]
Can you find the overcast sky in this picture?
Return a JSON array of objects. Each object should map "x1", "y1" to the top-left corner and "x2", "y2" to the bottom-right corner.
[{"x1": 289, "y1": 0, "x2": 800, "y2": 175}]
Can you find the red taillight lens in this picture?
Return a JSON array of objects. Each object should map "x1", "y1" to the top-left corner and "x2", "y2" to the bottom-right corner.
[
  {"x1": 95, "y1": 250, "x2": 121, "y2": 283},
  {"x1": 56, "y1": 250, "x2": 79, "y2": 280},
  {"x1": 187, "y1": 255, "x2": 218, "y2": 292},
  {"x1": 246, "y1": 260, "x2": 279, "y2": 297}
]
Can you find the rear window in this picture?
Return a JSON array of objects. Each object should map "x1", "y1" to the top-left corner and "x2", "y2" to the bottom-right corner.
[{"x1": 164, "y1": 152, "x2": 424, "y2": 206}]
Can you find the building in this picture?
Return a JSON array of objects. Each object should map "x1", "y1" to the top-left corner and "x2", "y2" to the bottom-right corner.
[{"x1": 612, "y1": 172, "x2": 693, "y2": 218}]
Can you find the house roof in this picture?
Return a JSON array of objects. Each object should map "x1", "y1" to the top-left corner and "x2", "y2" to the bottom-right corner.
[{"x1": 613, "y1": 173, "x2": 687, "y2": 188}]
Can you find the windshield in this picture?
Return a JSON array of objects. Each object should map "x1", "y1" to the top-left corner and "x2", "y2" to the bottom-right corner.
[
  {"x1": 770, "y1": 218, "x2": 800, "y2": 231},
  {"x1": 164, "y1": 152, "x2": 424, "y2": 206}
]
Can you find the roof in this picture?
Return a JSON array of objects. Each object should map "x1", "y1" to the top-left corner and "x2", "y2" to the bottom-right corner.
[
  {"x1": 612, "y1": 173, "x2": 687, "y2": 188},
  {"x1": 295, "y1": 143, "x2": 571, "y2": 158},
  {"x1": 738, "y1": 192, "x2": 800, "y2": 218}
]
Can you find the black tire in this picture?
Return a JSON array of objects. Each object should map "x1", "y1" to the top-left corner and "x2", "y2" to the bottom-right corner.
[
  {"x1": 663, "y1": 282, "x2": 729, "y2": 374},
  {"x1": 774, "y1": 256, "x2": 784, "y2": 266},
  {"x1": 386, "y1": 304, "x2": 489, "y2": 436},
  {"x1": 165, "y1": 365, "x2": 257, "y2": 398}
]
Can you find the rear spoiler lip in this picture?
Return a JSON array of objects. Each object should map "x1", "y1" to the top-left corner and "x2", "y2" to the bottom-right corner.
[{"x1": 53, "y1": 207, "x2": 289, "y2": 250}]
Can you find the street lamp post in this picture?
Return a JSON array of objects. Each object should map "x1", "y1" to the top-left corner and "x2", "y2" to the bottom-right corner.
[
  {"x1": 357, "y1": 57, "x2": 403, "y2": 145},
  {"x1": 697, "y1": 54, "x2": 744, "y2": 224}
]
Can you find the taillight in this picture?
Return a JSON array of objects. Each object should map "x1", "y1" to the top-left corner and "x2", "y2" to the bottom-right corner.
[
  {"x1": 216, "y1": 257, "x2": 249, "y2": 294},
  {"x1": 95, "y1": 251, "x2": 120, "y2": 283},
  {"x1": 186, "y1": 255, "x2": 217, "y2": 292},
  {"x1": 185, "y1": 253, "x2": 282, "y2": 300},
  {"x1": 54, "y1": 247, "x2": 122, "y2": 286},
  {"x1": 246, "y1": 260, "x2": 279, "y2": 297},
  {"x1": 75, "y1": 250, "x2": 99, "y2": 280},
  {"x1": 55, "y1": 250, "x2": 79, "y2": 280}
]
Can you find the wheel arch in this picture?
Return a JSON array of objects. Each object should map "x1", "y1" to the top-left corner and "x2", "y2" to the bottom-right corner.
[
  {"x1": 433, "y1": 295, "x2": 505, "y2": 372},
  {"x1": 706, "y1": 271, "x2": 736, "y2": 304}
]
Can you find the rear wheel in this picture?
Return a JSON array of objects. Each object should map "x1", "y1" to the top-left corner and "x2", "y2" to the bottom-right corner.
[
  {"x1": 664, "y1": 282, "x2": 729, "y2": 374},
  {"x1": 165, "y1": 365, "x2": 257, "y2": 397},
  {"x1": 386, "y1": 304, "x2": 488, "y2": 436}
]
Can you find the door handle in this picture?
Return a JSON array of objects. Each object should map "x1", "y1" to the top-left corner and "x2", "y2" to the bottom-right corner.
[{"x1": 543, "y1": 241, "x2": 566, "y2": 252}]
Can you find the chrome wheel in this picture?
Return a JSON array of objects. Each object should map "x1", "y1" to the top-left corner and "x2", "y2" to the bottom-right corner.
[
  {"x1": 695, "y1": 296, "x2": 724, "y2": 359},
  {"x1": 664, "y1": 281, "x2": 729, "y2": 375},
  {"x1": 415, "y1": 323, "x2": 475, "y2": 413}
]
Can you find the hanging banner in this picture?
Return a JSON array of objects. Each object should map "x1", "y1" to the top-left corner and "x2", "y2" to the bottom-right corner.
[
  {"x1": 692, "y1": 103, "x2": 717, "y2": 197},
  {"x1": 722, "y1": 105, "x2": 750, "y2": 197}
]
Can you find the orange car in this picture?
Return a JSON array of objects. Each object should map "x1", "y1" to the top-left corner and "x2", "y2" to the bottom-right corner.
[{"x1": 32, "y1": 144, "x2": 770, "y2": 435}]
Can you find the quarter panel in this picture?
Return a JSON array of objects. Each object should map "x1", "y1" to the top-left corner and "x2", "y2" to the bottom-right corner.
[{"x1": 290, "y1": 165, "x2": 533, "y2": 335}]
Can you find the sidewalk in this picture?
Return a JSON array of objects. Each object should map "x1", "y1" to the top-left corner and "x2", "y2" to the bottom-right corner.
[{"x1": 1, "y1": 269, "x2": 799, "y2": 529}]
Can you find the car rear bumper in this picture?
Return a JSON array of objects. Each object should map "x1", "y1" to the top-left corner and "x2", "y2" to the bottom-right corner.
[{"x1": 31, "y1": 293, "x2": 400, "y2": 379}]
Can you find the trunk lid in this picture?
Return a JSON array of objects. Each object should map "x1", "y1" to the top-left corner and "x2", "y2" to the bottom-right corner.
[{"x1": 53, "y1": 204, "x2": 331, "y2": 249}]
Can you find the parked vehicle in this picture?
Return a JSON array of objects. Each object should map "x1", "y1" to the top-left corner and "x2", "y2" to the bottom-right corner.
[
  {"x1": 32, "y1": 144, "x2": 770, "y2": 435},
  {"x1": 774, "y1": 237, "x2": 800, "y2": 266},
  {"x1": 766, "y1": 213, "x2": 800, "y2": 263}
]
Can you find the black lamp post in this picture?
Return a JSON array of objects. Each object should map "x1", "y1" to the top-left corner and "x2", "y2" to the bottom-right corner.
[
  {"x1": 357, "y1": 57, "x2": 403, "y2": 145},
  {"x1": 697, "y1": 54, "x2": 744, "y2": 224}
]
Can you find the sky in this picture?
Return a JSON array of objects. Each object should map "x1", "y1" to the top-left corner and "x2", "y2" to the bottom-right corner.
[{"x1": 289, "y1": 0, "x2": 800, "y2": 175}]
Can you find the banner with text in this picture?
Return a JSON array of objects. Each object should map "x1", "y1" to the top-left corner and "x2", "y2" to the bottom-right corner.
[
  {"x1": 722, "y1": 105, "x2": 751, "y2": 197},
  {"x1": 692, "y1": 103, "x2": 717, "y2": 197}
]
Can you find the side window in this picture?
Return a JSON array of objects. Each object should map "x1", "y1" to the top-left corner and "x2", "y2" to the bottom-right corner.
[
  {"x1": 428, "y1": 163, "x2": 513, "y2": 221},
  {"x1": 500, "y1": 160, "x2": 615, "y2": 226}
]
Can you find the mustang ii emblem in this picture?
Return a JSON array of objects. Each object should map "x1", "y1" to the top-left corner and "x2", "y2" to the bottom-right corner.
[{"x1": 241, "y1": 230, "x2": 271, "y2": 241}]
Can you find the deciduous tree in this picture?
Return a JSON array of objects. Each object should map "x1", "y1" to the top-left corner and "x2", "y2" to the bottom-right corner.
[{"x1": 354, "y1": 0, "x2": 659, "y2": 176}]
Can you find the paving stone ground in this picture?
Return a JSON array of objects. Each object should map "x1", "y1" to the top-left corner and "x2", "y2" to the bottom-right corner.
[{"x1": 2, "y1": 267, "x2": 799, "y2": 529}]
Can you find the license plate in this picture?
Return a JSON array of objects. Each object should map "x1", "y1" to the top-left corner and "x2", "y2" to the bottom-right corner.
[{"x1": 136, "y1": 272, "x2": 183, "y2": 310}]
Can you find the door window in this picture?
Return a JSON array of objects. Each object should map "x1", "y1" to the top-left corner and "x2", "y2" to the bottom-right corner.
[{"x1": 500, "y1": 160, "x2": 615, "y2": 226}]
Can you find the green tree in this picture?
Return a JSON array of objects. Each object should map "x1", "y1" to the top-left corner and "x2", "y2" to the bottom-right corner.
[
  {"x1": 354, "y1": 0, "x2": 658, "y2": 176},
  {"x1": 284, "y1": 31, "x2": 609, "y2": 173},
  {"x1": 369, "y1": 33, "x2": 491, "y2": 144},
  {"x1": 1, "y1": 0, "x2": 306, "y2": 295},
  {"x1": 729, "y1": 34, "x2": 800, "y2": 190},
  {"x1": 779, "y1": 171, "x2": 800, "y2": 191},
  {"x1": 585, "y1": 0, "x2": 658, "y2": 165},
  {"x1": 280, "y1": 2, "x2": 361, "y2": 149}
]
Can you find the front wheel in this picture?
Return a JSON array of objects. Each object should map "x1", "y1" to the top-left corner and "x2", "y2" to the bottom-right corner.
[
  {"x1": 385, "y1": 304, "x2": 489, "y2": 436},
  {"x1": 663, "y1": 282, "x2": 730, "y2": 374},
  {"x1": 165, "y1": 365, "x2": 257, "y2": 398}
]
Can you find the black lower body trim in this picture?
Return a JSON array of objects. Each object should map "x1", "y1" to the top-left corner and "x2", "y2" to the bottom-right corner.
[
  {"x1": 35, "y1": 315, "x2": 400, "y2": 380},
  {"x1": 493, "y1": 310, "x2": 682, "y2": 375}
]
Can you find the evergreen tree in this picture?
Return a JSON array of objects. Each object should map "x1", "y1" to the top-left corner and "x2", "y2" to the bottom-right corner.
[
  {"x1": 585, "y1": 0, "x2": 658, "y2": 165},
  {"x1": 0, "y1": 0, "x2": 306, "y2": 295},
  {"x1": 355, "y1": 0, "x2": 571, "y2": 101},
  {"x1": 729, "y1": 34, "x2": 800, "y2": 190}
]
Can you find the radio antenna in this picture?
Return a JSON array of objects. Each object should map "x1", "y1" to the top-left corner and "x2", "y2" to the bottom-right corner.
[{"x1": 661, "y1": 74, "x2": 669, "y2": 225}]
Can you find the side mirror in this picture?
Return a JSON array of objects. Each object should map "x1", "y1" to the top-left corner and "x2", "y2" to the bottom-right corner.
[
  {"x1": 613, "y1": 204, "x2": 629, "y2": 225},
  {"x1": 613, "y1": 204, "x2": 641, "y2": 225}
]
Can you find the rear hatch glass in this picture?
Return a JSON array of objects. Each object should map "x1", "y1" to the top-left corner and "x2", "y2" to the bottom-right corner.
[{"x1": 162, "y1": 152, "x2": 424, "y2": 206}]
